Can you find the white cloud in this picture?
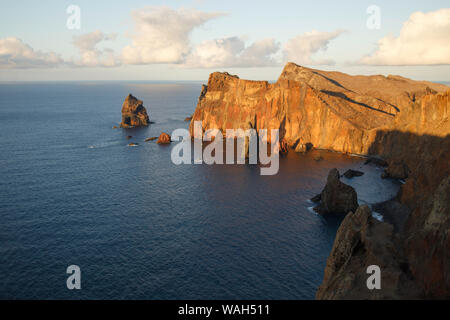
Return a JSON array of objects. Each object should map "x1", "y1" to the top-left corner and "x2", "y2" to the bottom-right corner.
[
  {"x1": 360, "y1": 9, "x2": 450, "y2": 65},
  {"x1": 72, "y1": 30, "x2": 116, "y2": 51},
  {"x1": 0, "y1": 37, "x2": 63, "y2": 69},
  {"x1": 72, "y1": 31, "x2": 121, "y2": 67},
  {"x1": 0, "y1": 6, "x2": 344, "y2": 70},
  {"x1": 283, "y1": 30, "x2": 344, "y2": 65},
  {"x1": 122, "y1": 6, "x2": 225, "y2": 64},
  {"x1": 120, "y1": 6, "x2": 340, "y2": 69},
  {"x1": 184, "y1": 37, "x2": 280, "y2": 68}
]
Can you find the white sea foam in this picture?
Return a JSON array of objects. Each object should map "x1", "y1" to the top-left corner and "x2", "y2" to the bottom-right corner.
[
  {"x1": 88, "y1": 141, "x2": 121, "y2": 149},
  {"x1": 372, "y1": 211, "x2": 384, "y2": 222},
  {"x1": 307, "y1": 206, "x2": 318, "y2": 215}
]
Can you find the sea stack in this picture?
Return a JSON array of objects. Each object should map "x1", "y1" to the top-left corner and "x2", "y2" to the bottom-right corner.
[
  {"x1": 314, "y1": 168, "x2": 358, "y2": 215},
  {"x1": 120, "y1": 94, "x2": 150, "y2": 128}
]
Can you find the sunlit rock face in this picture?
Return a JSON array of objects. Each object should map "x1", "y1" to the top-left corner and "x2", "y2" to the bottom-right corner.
[
  {"x1": 190, "y1": 63, "x2": 450, "y2": 299},
  {"x1": 156, "y1": 132, "x2": 171, "y2": 144},
  {"x1": 120, "y1": 94, "x2": 150, "y2": 128},
  {"x1": 189, "y1": 62, "x2": 448, "y2": 155}
]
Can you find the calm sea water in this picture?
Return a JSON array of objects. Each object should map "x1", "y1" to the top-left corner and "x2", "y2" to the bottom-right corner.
[{"x1": 0, "y1": 82, "x2": 400, "y2": 299}]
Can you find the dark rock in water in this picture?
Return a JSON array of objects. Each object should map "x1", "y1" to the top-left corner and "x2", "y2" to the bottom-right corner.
[
  {"x1": 112, "y1": 125, "x2": 118, "y2": 129},
  {"x1": 343, "y1": 169, "x2": 364, "y2": 179},
  {"x1": 127, "y1": 143, "x2": 139, "y2": 147},
  {"x1": 314, "y1": 168, "x2": 358, "y2": 215},
  {"x1": 157, "y1": 132, "x2": 171, "y2": 144},
  {"x1": 311, "y1": 194, "x2": 321, "y2": 203},
  {"x1": 126, "y1": 135, "x2": 133, "y2": 139},
  {"x1": 381, "y1": 160, "x2": 410, "y2": 180},
  {"x1": 145, "y1": 137, "x2": 158, "y2": 142},
  {"x1": 120, "y1": 94, "x2": 150, "y2": 128},
  {"x1": 364, "y1": 157, "x2": 388, "y2": 167}
]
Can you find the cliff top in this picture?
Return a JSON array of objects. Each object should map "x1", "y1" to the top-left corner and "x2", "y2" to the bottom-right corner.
[{"x1": 278, "y1": 62, "x2": 449, "y2": 98}]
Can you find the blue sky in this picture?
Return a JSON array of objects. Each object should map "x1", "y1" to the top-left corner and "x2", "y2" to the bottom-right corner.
[{"x1": 0, "y1": 0, "x2": 449, "y2": 81}]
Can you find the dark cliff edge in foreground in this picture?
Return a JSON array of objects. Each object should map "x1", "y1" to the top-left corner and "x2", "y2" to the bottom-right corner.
[{"x1": 189, "y1": 63, "x2": 450, "y2": 299}]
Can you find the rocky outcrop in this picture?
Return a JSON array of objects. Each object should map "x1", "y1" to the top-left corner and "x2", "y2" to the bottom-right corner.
[
  {"x1": 280, "y1": 139, "x2": 289, "y2": 154},
  {"x1": 190, "y1": 63, "x2": 450, "y2": 299},
  {"x1": 316, "y1": 132, "x2": 450, "y2": 299},
  {"x1": 316, "y1": 205, "x2": 421, "y2": 299},
  {"x1": 364, "y1": 157, "x2": 388, "y2": 167},
  {"x1": 120, "y1": 94, "x2": 150, "y2": 128},
  {"x1": 314, "y1": 169, "x2": 358, "y2": 215},
  {"x1": 156, "y1": 132, "x2": 171, "y2": 144},
  {"x1": 381, "y1": 160, "x2": 410, "y2": 180},
  {"x1": 343, "y1": 169, "x2": 364, "y2": 179}
]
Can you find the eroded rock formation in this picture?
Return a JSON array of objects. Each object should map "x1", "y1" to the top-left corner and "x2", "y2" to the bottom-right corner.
[
  {"x1": 314, "y1": 168, "x2": 358, "y2": 215},
  {"x1": 190, "y1": 63, "x2": 450, "y2": 299},
  {"x1": 120, "y1": 94, "x2": 150, "y2": 128}
]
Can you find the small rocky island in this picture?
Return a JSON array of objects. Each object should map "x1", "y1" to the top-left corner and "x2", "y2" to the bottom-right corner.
[
  {"x1": 312, "y1": 168, "x2": 358, "y2": 215},
  {"x1": 120, "y1": 94, "x2": 150, "y2": 128},
  {"x1": 157, "y1": 132, "x2": 171, "y2": 144}
]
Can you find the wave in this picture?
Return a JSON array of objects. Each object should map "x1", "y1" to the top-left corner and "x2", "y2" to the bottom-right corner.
[{"x1": 88, "y1": 140, "x2": 121, "y2": 149}]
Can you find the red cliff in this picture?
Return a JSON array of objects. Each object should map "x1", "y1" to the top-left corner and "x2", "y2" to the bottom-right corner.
[{"x1": 190, "y1": 63, "x2": 450, "y2": 299}]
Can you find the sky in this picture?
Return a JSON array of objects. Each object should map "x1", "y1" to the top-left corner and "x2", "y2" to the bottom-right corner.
[{"x1": 0, "y1": 0, "x2": 449, "y2": 81}]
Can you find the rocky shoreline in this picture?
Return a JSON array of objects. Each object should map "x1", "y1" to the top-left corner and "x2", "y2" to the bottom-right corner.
[{"x1": 188, "y1": 62, "x2": 450, "y2": 299}]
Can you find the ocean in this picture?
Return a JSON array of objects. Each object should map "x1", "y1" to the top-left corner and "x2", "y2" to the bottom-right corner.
[{"x1": 0, "y1": 82, "x2": 401, "y2": 299}]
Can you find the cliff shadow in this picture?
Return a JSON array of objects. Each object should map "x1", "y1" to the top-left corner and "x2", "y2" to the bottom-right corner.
[
  {"x1": 321, "y1": 90, "x2": 396, "y2": 116},
  {"x1": 366, "y1": 129, "x2": 449, "y2": 232}
]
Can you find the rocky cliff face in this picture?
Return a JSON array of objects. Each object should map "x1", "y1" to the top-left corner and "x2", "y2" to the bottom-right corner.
[
  {"x1": 120, "y1": 94, "x2": 150, "y2": 128},
  {"x1": 190, "y1": 63, "x2": 448, "y2": 154},
  {"x1": 190, "y1": 63, "x2": 450, "y2": 299}
]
